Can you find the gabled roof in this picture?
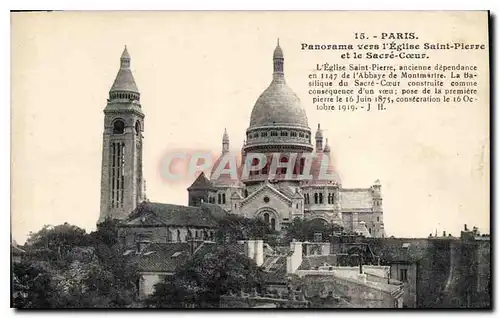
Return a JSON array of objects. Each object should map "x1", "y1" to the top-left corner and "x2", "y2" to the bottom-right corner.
[
  {"x1": 188, "y1": 172, "x2": 216, "y2": 191},
  {"x1": 125, "y1": 201, "x2": 218, "y2": 228},
  {"x1": 241, "y1": 182, "x2": 291, "y2": 207}
]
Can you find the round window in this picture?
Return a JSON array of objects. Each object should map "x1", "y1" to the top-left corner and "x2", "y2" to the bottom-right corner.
[{"x1": 263, "y1": 196, "x2": 270, "y2": 203}]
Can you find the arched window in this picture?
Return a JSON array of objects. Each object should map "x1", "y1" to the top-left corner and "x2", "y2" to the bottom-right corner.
[
  {"x1": 135, "y1": 121, "x2": 141, "y2": 136},
  {"x1": 271, "y1": 218, "x2": 276, "y2": 231},
  {"x1": 280, "y1": 156, "x2": 288, "y2": 175},
  {"x1": 251, "y1": 158, "x2": 260, "y2": 176},
  {"x1": 177, "y1": 229, "x2": 181, "y2": 242},
  {"x1": 319, "y1": 193, "x2": 323, "y2": 204},
  {"x1": 113, "y1": 120, "x2": 125, "y2": 134},
  {"x1": 264, "y1": 213, "x2": 270, "y2": 224},
  {"x1": 222, "y1": 193, "x2": 226, "y2": 204},
  {"x1": 300, "y1": 158, "x2": 306, "y2": 174},
  {"x1": 262, "y1": 157, "x2": 269, "y2": 175},
  {"x1": 314, "y1": 193, "x2": 319, "y2": 204}
]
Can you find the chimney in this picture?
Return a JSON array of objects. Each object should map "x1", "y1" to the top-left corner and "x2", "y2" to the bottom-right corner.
[
  {"x1": 464, "y1": 224, "x2": 468, "y2": 231},
  {"x1": 286, "y1": 241, "x2": 303, "y2": 274},
  {"x1": 254, "y1": 240, "x2": 264, "y2": 266},
  {"x1": 443, "y1": 231, "x2": 446, "y2": 237},
  {"x1": 246, "y1": 240, "x2": 255, "y2": 261}
]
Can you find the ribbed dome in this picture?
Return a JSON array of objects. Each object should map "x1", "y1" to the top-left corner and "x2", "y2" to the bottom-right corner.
[{"x1": 249, "y1": 83, "x2": 309, "y2": 127}]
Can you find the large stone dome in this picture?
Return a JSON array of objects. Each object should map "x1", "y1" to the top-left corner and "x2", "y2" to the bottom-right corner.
[
  {"x1": 248, "y1": 41, "x2": 309, "y2": 129},
  {"x1": 249, "y1": 82, "x2": 309, "y2": 128},
  {"x1": 244, "y1": 41, "x2": 313, "y2": 154}
]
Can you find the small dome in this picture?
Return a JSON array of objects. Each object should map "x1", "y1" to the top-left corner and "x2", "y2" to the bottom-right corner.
[{"x1": 273, "y1": 44, "x2": 283, "y2": 59}]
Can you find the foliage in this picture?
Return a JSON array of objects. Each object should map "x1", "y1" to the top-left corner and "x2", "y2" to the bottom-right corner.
[
  {"x1": 12, "y1": 261, "x2": 56, "y2": 308},
  {"x1": 24, "y1": 223, "x2": 90, "y2": 265},
  {"x1": 215, "y1": 214, "x2": 279, "y2": 245},
  {"x1": 284, "y1": 217, "x2": 334, "y2": 243},
  {"x1": 146, "y1": 245, "x2": 266, "y2": 308},
  {"x1": 13, "y1": 218, "x2": 139, "y2": 309}
]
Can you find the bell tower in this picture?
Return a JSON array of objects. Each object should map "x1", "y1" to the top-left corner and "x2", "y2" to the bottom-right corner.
[{"x1": 99, "y1": 46, "x2": 145, "y2": 223}]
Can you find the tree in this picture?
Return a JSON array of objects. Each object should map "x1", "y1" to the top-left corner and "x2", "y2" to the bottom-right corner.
[
  {"x1": 14, "y1": 220, "x2": 140, "y2": 308},
  {"x1": 215, "y1": 214, "x2": 278, "y2": 245},
  {"x1": 146, "y1": 245, "x2": 266, "y2": 308},
  {"x1": 25, "y1": 223, "x2": 90, "y2": 265},
  {"x1": 284, "y1": 217, "x2": 333, "y2": 243},
  {"x1": 12, "y1": 261, "x2": 56, "y2": 308}
]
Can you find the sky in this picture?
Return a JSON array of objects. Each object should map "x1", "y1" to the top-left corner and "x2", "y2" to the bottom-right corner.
[{"x1": 11, "y1": 11, "x2": 490, "y2": 244}]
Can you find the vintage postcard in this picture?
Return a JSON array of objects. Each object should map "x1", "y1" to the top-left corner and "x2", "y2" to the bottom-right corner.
[{"x1": 11, "y1": 11, "x2": 490, "y2": 309}]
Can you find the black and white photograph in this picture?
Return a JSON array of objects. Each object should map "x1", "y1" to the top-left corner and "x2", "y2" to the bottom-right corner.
[{"x1": 10, "y1": 10, "x2": 491, "y2": 309}]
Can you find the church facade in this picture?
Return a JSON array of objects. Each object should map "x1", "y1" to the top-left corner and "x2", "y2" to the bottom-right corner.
[{"x1": 98, "y1": 43, "x2": 386, "y2": 239}]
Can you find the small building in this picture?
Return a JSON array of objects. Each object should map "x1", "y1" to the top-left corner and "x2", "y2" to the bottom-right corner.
[{"x1": 118, "y1": 201, "x2": 227, "y2": 246}]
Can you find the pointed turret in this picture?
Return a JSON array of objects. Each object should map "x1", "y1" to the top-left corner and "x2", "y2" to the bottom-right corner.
[
  {"x1": 272, "y1": 38, "x2": 285, "y2": 83},
  {"x1": 109, "y1": 46, "x2": 140, "y2": 99},
  {"x1": 324, "y1": 138, "x2": 331, "y2": 153},
  {"x1": 315, "y1": 123, "x2": 323, "y2": 152},
  {"x1": 222, "y1": 128, "x2": 229, "y2": 153}
]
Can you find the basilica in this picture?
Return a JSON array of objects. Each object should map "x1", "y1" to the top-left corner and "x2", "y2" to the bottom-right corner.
[{"x1": 98, "y1": 42, "x2": 386, "y2": 239}]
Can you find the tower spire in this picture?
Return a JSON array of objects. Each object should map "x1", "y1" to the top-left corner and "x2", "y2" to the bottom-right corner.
[
  {"x1": 120, "y1": 45, "x2": 130, "y2": 69},
  {"x1": 272, "y1": 40, "x2": 285, "y2": 83},
  {"x1": 324, "y1": 138, "x2": 330, "y2": 153},
  {"x1": 315, "y1": 123, "x2": 323, "y2": 152},
  {"x1": 222, "y1": 128, "x2": 229, "y2": 153},
  {"x1": 110, "y1": 46, "x2": 139, "y2": 96}
]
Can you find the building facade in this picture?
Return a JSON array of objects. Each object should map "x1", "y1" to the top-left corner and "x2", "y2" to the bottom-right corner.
[
  {"x1": 189, "y1": 42, "x2": 386, "y2": 238},
  {"x1": 98, "y1": 43, "x2": 387, "y2": 238}
]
